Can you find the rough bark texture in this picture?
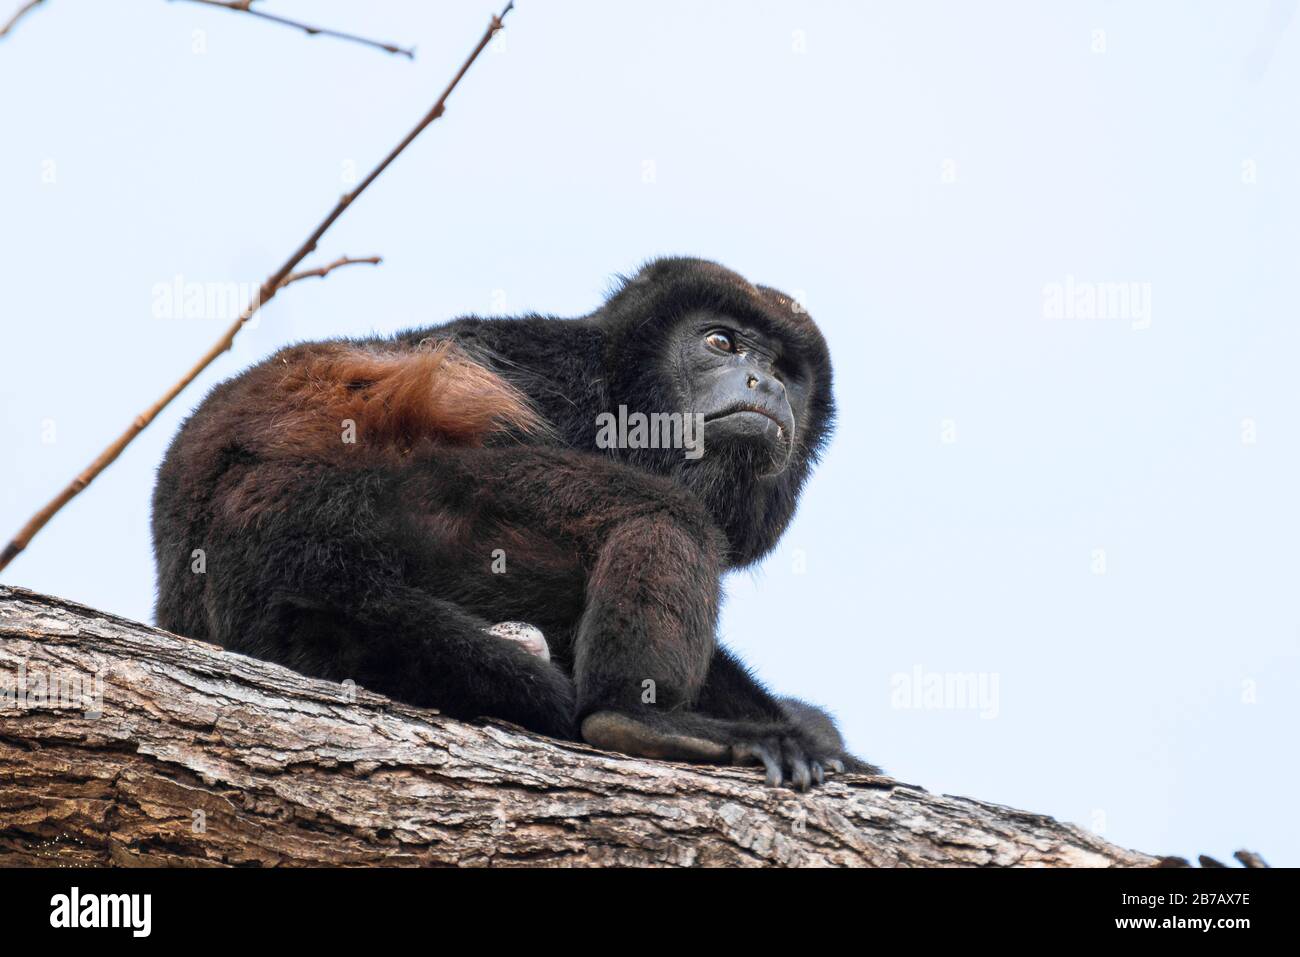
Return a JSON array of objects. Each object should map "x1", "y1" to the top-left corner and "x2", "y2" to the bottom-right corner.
[{"x1": 0, "y1": 585, "x2": 1161, "y2": 868}]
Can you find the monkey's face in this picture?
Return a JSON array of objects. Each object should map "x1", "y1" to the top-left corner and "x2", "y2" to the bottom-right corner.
[{"x1": 670, "y1": 313, "x2": 803, "y2": 476}]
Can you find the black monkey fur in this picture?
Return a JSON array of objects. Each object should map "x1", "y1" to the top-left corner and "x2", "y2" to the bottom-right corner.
[{"x1": 151, "y1": 258, "x2": 877, "y2": 789}]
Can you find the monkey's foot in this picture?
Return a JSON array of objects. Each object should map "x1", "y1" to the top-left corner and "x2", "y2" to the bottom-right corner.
[
  {"x1": 484, "y1": 621, "x2": 550, "y2": 661},
  {"x1": 580, "y1": 710, "x2": 847, "y2": 791},
  {"x1": 581, "y1": 711, "x2": 730, "y2": 764}
]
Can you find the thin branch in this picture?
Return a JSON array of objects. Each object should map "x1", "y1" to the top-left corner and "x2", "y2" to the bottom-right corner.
[
  {"x1": 0, "y1": 2, "x2": 514, "y2": 575},
  {"x1": 0, "y1": 0, "x2": 46, "y2": 40},
  {"x1": 171, "y1": 0, "x2": 415, "y2": 59},
  {"x1": 281, "y1": 254, "x2": 382, "y2": 287}
]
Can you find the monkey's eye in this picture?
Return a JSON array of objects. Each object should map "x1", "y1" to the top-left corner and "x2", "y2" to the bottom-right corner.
[{"x1": 705, "y1": 330, "x2": 735, "y2": 353}]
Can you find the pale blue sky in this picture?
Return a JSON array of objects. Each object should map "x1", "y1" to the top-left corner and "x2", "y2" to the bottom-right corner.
[{"x1": 2, "y1": 1, "x2": 1296, "y2": 864}]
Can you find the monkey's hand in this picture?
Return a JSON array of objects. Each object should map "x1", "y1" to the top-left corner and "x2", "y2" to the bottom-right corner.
[
  {"x1": 777, "y1": 696, "x2": 881, "y2": 780},
  {"x1": 580, "y1": 710, "x2": 863, "y2": 791}
]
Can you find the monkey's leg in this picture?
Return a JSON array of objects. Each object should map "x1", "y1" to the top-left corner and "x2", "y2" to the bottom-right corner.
[
  {"x1": 201, "y1": 463, "x2": 577, "y2": 738},
  {"x1": 264, "y1": 589, "x2": 577, "y2": 738}
]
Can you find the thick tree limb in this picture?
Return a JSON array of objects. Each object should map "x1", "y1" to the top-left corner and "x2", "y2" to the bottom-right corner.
[{"x1": 0, "y1": 586, "x2": 1170, "y2": 868}]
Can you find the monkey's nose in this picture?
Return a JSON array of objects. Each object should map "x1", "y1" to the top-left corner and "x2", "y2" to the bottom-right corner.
[{"x1": 745, "y1": 371, "x2": 785, "y2": 399}]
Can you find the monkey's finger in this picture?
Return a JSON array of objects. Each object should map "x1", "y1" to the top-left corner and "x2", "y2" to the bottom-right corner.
[
  {"x1": 825, "y1": 758, "x2": 845, "y2": 775},
  {"x1": 783, "y1": 740, "x2": 812, "y2": 792},
  {"x1": 811, "y1": 761, "x2": 825, "y2": 786},
  {"x1": 747, "y1": 742, "x2": 784, "y2": 787}
]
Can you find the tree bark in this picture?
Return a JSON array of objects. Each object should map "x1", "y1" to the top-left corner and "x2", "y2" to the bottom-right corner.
[{"x1": 0, "y1": 585, "x2": 1161, "y2": 868}]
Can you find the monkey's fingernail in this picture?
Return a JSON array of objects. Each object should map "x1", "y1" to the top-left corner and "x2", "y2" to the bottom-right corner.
[
  {"x1": 763, "y1": 749, "x2": 783, "y2": 786},
  {"x1": 792, "y1": 763, "x2": 811, "y2": 791}
]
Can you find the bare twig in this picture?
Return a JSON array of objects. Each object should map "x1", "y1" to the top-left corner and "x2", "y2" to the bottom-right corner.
[
  {"x1": 281, "y1": 254, "x2": 382, "y2": 287},
  {"x1": 5, "y1": 0, "x2": 413, "y2": 55},
  {"x1": 0, "y1": 0, "x2": 45, "y2": 40},
  {"x1": 0, "y1": 3, "x2": 515, "y2": 575},
  {"x1": 171, "y1": 0, "x2": 415, "y2": 59}
]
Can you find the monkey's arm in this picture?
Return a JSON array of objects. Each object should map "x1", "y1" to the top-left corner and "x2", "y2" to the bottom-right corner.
[{"x1": 401, "y1": 444, "x2": 858, "y2": 790}]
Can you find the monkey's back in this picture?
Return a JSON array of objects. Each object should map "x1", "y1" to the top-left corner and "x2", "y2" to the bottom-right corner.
[{"x1": 149, "y1": 333, "x2": 552, "y2": 644}]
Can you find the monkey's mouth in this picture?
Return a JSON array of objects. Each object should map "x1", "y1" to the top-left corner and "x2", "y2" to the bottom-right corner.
[
  {"x1": 703, "y1": 406, "x2": 795, "y2": 475},
  {"x1": 704, "y1": 405, "x2": 788, "y2": 437}
]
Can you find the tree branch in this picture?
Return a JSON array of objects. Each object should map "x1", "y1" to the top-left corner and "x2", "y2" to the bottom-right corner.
[
  {"x1": 0, "y1": 0, "x2": 45, "y2": 40},
  {"x1": 170, "y1": 0, "x2": 415, "y2": 59},
  {"x1": 280, "y1": 254, "x2": 382, "y2": 287},
  {"x1": 0, "y1": 3, "x2": 514, "y2": 575},
  {"x1": 0, "y1": 584, "x2": 1225, "y2": 868}
]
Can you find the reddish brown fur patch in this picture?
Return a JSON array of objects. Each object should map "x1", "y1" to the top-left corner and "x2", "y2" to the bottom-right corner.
[{"x1": 258, "y1": 340, "x2": 546, "y2": 459}]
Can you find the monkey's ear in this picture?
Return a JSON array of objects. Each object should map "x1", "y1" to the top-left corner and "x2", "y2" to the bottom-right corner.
[{"x1": 581, "y1": 711, "x2": 730, "y2": 764}]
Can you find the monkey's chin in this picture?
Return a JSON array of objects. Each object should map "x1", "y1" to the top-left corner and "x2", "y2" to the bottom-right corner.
[{"x1": 703, "y1": 416, "x2": 793, "y2": 477}]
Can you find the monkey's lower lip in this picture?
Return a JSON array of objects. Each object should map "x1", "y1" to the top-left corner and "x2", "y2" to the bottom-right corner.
[{"x1": 705, "y1": 407, "x2": 786, "y2": 432}]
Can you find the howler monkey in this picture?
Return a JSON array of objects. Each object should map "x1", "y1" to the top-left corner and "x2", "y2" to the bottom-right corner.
[{"x1": 151, "y1": 258, "x2": 877, "y2": 789}]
